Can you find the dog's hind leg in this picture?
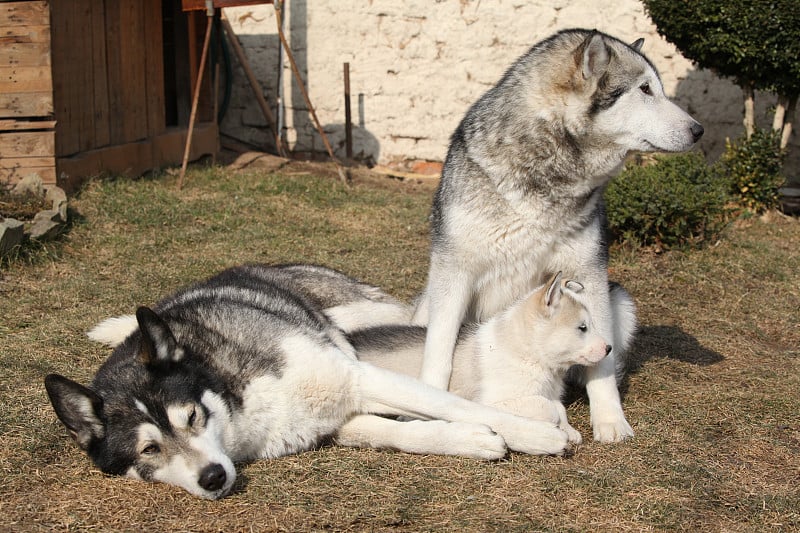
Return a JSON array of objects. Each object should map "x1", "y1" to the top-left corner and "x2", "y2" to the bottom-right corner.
[
  {"x1": 354, "y1": 362, "x2": 568, "y2": 456},
  {"x1": 335, "y1": 414, "x2": 508, "y2": 460}
]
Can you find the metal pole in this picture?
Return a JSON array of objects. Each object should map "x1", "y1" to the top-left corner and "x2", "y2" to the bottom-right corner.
[{"x1": 344, "y1": 62, "x2": 352, "y2": 160}]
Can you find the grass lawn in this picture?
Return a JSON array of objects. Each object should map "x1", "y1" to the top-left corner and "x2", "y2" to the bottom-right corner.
[{"x1": 1, "y1": 162, "x2": 798, "y2": 531}]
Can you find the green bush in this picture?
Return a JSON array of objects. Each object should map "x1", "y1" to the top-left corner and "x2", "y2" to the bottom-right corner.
[
  {"x1": 715, "y1": 129, "x2": 786, "y2": 214},
  {"x1": 605, "y1": 152, "x2": 730, "y2": 250},
  {"x1": 641, "y1": 0, "x2": 800, "y2": 97}
]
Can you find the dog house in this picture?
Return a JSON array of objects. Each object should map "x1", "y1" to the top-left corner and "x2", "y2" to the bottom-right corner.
[{"x1": 0, "y1": 0, "x2": 218, "y2": 192}]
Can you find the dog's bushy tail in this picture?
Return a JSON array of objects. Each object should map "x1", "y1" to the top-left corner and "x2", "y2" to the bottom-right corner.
[
  {"x1": 87, "y1": 315, "x2": 138, "y2": 348},
  {"x1": 608, "y1": 282, "x2": 637, "y2": 363}
]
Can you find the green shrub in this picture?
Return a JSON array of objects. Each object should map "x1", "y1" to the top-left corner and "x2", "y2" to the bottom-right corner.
[
  {"x1": 716, "y1": 129, "x2": 786, "y2": 214},
  {"x1": 605, "y1": 152, "x2": 730, "y2": 250}
]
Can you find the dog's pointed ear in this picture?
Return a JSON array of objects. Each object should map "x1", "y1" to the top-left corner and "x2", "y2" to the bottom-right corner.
[
  {"x1": 630, "y1": 37, "x2": 645, "y2": 52},
  {"x1": 543, "y1": 271, "x2": 564, "y2": 312},
  {"x1": 580, "y1": 31, "x2": 610, "y2": 79},
  {"x1": 135, "y1": 307, "x2": 184, "y2": 366},
  {"x1": 44, "y1": 374, "x2": 105, "y2": 450}
]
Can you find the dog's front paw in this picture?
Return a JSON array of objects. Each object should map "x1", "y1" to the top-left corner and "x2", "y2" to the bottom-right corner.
[
  {"x1": 448, "y1": 422, "x2": 508, "y2": 460},
  {"x1": 592, "y1": 417, "x2": 634, "y2": 443},
  {"x1": 561, "y1": 422, "x2": 583, "y2": 445},
  {"x1": 508, "y1": 422, "x2": 570, "y2": 456}
]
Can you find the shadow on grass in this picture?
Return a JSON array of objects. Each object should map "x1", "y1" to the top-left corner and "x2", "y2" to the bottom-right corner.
[
  {"x1": 565, "y1": 325, "x2": 724, "y2": 404},
  {"x1": 626, "y1": 325, "x2": 725, "y2": 372},
  {"x1": 612, "y1": 325, "x2": 725, "y2": 401}
]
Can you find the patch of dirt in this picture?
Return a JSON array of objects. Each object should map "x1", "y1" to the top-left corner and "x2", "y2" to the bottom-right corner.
[{"x1": 0, "y1": 189, "x2": 47, "y2": 220}]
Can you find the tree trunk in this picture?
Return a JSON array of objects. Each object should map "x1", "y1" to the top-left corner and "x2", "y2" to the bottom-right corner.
[
  {"x1": 773, "y1": 95, "x2": 787, "y2": 132},
  {"x1": 780, "y1": 94, "x2": 797, "y2": 151},
  {"x1": 743, "y1": 81, "x2": 755, "y2": 139}
]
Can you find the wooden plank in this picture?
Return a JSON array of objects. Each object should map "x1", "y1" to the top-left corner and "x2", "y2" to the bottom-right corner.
[
  {"x1": 0, "y1": 92, "x2": 53, "y2": 117},
  {"x1": 90, "y1": 0, "x2": 110, "y2": 148},
  {"x1": 56, "y1": 122, "x2": 218, "y2": 193},
  {"x1": 181, "y1": 0, "x2": 270, "y2": 11},
  {"x1": 144, "y1": 0, "x2": 166, "y2": 137},
  {"x1": 0, "y1": 41, "x2": 50, "y2": 67},
  {"x1": 49, "y1": 0, "x2": 78, "y2": 155},
  {"x1": 0, "y1": 1, "x2": 49, "y2": 27},
  {"x1": 0, "y1": 154, "x2": 56, "y2": 186},
  {"x1": 0, "y1": 130, "x2": 55, "y2": 158},
  {"x1": 0, "y1": 66, "x2": 52, "y2": 93},
  {"x1": 117, "y1": 0, "x2": 148, "y2": 143},
  {"x1": 75, "y1": 0, "x2": 94, "y2": 153},
  {"x1": 104, "y1": 0, "x2": 123, "y2": 145},
  {"x1": 0, "y1": 164, "x2": 57, "y2": 186},
  {"x1": 0, "y1": 119, "x2": 56, "y2": 131},
  {"x1": 0, "y1": 24, "x2": 49, "y2": 43},
  {"x1": 0, "y1": 156, "x2": 56, "y2": 168}
]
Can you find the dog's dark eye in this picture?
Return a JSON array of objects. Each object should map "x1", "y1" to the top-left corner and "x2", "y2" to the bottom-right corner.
[
  {"x1": 578, "y1": 323, "x2": 588, "y2": 333},
  {"x1": 188, "y1": 407, "x2": 197, "y2": 427},
  {"x1": 640, "y1": 82, "x2": 652, "y2": 96},
  {"x1": 141, "y1": 443, "x2": 160, "y2": 456}
]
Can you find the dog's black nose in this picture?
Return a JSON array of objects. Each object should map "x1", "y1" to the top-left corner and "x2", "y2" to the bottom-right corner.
[
  {"x1": 690, "y1": 122, "x2": 704, "y2": 143},
  {"x1": 605, "y1": 345, "x2": 612, "y2": 356},
  {"x1": 199, "y1": 463, "x2": 227, "y2": 492}
]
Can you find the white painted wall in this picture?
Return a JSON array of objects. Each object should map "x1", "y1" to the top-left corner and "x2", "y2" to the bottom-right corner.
[{"x1": 221, "y1": 1, "x2": 797, "y2": 177}]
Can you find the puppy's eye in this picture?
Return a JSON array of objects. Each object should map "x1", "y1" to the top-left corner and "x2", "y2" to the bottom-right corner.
[
  {"x1": 188, "y1": 407, "x2": 197, "y2": 427},
  {"x1": 640, "y1": 82, "x2": 652, "y2": 96},
  {"x1": 578, "y1": 323, "x2": 588, "y2": 333},
  {"x1": 141, "y1": 443, "x2": 160, "y2": 456}
]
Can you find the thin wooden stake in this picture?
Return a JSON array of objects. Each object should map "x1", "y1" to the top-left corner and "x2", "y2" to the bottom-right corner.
[{"x1": 177, "y1": 4, "x2": 214, "y2": 190}]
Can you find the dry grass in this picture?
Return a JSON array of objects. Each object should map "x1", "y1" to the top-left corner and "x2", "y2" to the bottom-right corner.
[{"x1": 1, "y1": 162, "x2": 798, "y2": 532}]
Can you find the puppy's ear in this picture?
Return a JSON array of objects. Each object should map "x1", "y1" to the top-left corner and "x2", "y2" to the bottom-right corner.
[
  {"x1": 563, "y1": 279, "x2": 584, "y2": 293},
  {"x1": 542, "y1": 271, "x2": 564, "y2": 313},
  {"x1": 135, "y1": 307, "x2": 184, "y2": 366},
  {"x1": 44, "y1": 374, "x2": 105, "y2": 450},
  {"x1": 579, "y1": 31, "x2": 610, "y2": 79},
  {"x1": 630, "y1": 38, "x2": 645, "y2": 52}
]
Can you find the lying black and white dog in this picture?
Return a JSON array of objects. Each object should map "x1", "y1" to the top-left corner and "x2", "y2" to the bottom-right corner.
[{"x1": 45, "y1": 264, "x2": 569, "y2": 499}]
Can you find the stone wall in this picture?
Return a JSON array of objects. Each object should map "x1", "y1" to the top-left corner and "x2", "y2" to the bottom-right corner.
[{"x1": 221, "y1": 1, "x2": 798, "y2": 177}]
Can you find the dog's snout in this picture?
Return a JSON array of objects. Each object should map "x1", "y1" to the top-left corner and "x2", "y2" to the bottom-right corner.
[
  {"x1": 690, "y1": 122, "x2": 704, "y2": 143},
  {"x1": 199, "y1": 463, "x2": 227, "y2": 492},
  {"x1": 605, "y1": 345, "x2": 612, "y2": 356}
]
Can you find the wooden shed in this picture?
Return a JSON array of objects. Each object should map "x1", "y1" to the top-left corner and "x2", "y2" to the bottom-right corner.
[{"x1": 0, "y1": 0, "x2": 218, "y2": 193}]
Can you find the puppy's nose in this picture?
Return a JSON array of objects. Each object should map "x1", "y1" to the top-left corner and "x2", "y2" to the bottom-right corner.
[
  {"x1": 605, "y1": 345, "x2": 612, "y2": 356},
  {"x1": 690, "y1": 122, "x2": 704, "y2": 143}
]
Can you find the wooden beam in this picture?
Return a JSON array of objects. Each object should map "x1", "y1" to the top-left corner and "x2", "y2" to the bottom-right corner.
[
  {"x1": 57, "y1": 122, "x2": 218, "y2": 193},
  {"x1": 0, "y1": 119, "x2": 56, "y2": 130},
  {"x1": 0, "y1": 1, "x2": 50, "y2": 27},
  {"x1": 0, "y1": 93, "x2": 53, "y2": 118},
  {"x1": 0, "y1": 130, "x2": 55, "y2": 158}
]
